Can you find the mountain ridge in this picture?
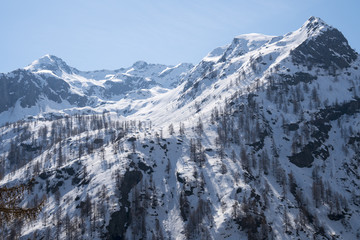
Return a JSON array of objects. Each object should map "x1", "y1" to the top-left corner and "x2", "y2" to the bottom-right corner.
[{"x1": 0, "y1": 56, "x2": 194, "y2": 125}]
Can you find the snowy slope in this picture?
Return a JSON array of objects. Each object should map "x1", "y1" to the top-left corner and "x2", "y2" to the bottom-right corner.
[{"x1": 0, "y1": 16, "x2": 360, "y2": 240}]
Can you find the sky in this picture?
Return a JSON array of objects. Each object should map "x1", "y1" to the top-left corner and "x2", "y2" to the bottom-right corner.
[{"x1": 0, "y1": 0, "x2": 359, "y2": 73}]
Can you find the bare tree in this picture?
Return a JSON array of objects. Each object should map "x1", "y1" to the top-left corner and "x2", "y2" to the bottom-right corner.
[
  {"x1": 168, "y1": 123, "x2": 175, "y2": 136},
  {"x1": 0, "y1": 179, "x2": 45, "y2": 222}
]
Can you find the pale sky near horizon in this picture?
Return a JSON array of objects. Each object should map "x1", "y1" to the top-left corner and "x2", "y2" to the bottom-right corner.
[{"x1": 0, "y1": 0, "x2": 359, "y2": 73}]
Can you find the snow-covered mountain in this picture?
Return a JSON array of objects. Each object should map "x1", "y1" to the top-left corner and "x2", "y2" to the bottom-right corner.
[
  {"x1": 1, "y1": 16, "x2": 360, "y2": 240},
  {"x1": 0, "y1": 55, "x2": 193, "y2": 125}
]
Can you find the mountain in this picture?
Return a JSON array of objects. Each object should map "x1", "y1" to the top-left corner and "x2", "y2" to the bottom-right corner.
[
  {"x1": 1, "y1": 16, "x2": 360, "y2": 240},
  {"x1": 0, "y1": 55, "x2": 193, "y2": 125},
  {"x1": 24, "y1": 54, "x2": 78, "y2": 74},
  {"x1": 179, "y1": 16, "x2": 357, "y2": 101}
]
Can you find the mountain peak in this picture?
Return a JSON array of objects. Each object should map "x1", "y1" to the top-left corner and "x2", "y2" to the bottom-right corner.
[
  {"x1": 306, "y1": 16, "x2": 327, "y2": 26},
  {"x1": 132, "y1": 60, "x2": 148, "y2": 69},
  {"x1": 214, "y1": 33, "x2": 275, "y2": 63},
  {"x1": 42, "y1": 54, "x2": 63, "y2": 61},
  {"x1": 291, "y1": 17, "x2": 357, "y2": 69},
  {"x1": 300, "y1": 16, "x2": 332, "y2": 36},
  {"x1": 25, "y1": 54, "x2": 74, "y2": 74}
]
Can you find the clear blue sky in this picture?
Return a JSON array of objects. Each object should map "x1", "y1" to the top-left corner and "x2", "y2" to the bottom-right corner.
[{"x1": 1, "y1": 0, "x2": 359, "y2": 73}]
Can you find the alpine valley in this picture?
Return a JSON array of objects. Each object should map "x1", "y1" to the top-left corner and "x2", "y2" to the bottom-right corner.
[{"x1": 1, "y1": 16, "x2": 360, "y2": 239}]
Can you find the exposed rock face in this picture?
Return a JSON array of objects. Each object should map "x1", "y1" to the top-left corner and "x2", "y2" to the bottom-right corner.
[
  {"x1": 289, "y1": 98, "x2": 360, "y2": 168},
  {"x1": 291, "y1": 26, "x2": 357, "y2": 70},
  {"x1": 279, "y1": 72, "x2": 317, "y2": 85},
  {"x1": 0, "y1": 70, "x2": 42, "y2": 112},
  {"x1": 107, "y1": 170, "x2": 143, "y2": 240}
]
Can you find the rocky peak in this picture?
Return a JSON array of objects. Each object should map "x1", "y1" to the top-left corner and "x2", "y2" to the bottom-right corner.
[
  {"x1": 301, "y1": 16, "x2": 331, "y2": 36},
  {"x1": 132, "y1": 60, "x2": 148, "y2": 69},
  {"x1": 291, "y1": 17, "x2": 358, "y2": 70},
  {"x1": 218, "y1": 33, "x2": 274, "y2": 62}
]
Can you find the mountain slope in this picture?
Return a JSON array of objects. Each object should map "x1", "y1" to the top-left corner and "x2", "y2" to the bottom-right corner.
[{"x1": 0, "y1": 16, "x2": 360, "y2": 240}]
